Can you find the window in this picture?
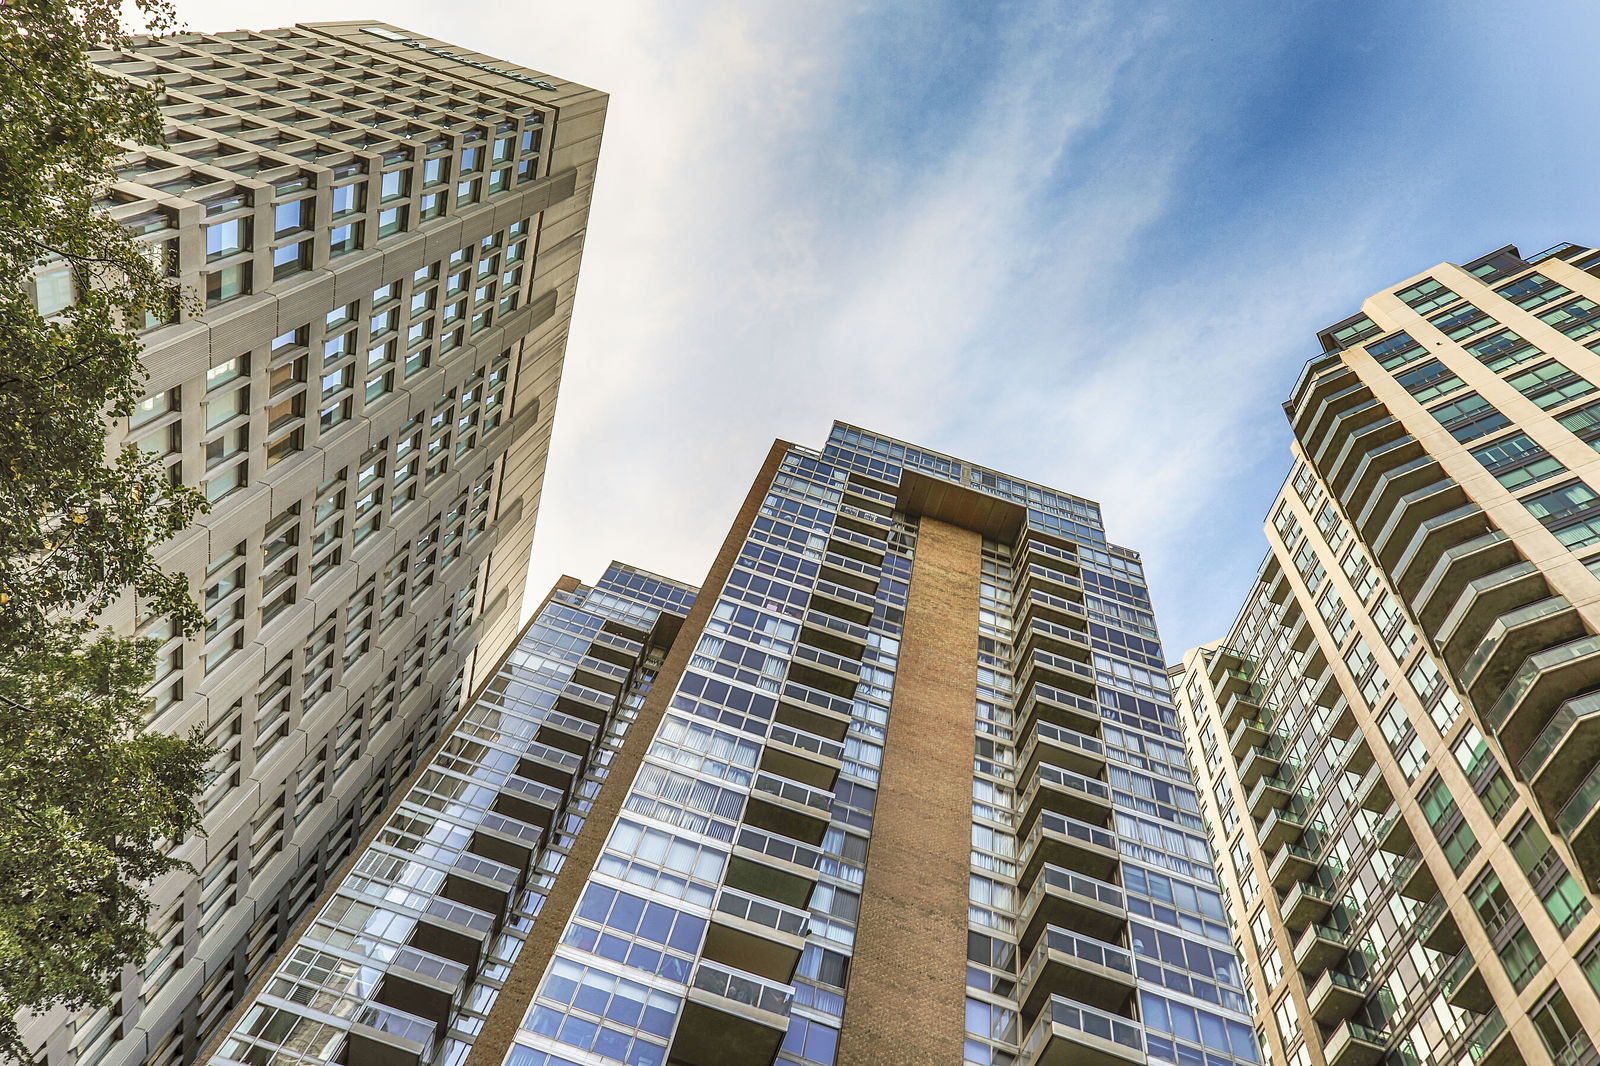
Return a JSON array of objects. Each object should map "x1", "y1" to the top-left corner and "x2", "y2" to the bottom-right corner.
[
  {"x1": 34, "y1": 264, "x2": 73, "y2": 316},
  {"x1": 1470, "y1": 432, "x2": 1566, "y2": 490},
  {"x1": 1396, "y1": 278, "x2": 1458, "y2": 313},
  {"x1": 379, "y1": 169, "x2": 409, "y2": 201},
  {"x1": 1431, "y1": 392, "x2": 1509, "y2": 442},
  {"x1": 1395, "y1": 359, "x2": 1463, "y2": 403},
  {"x1": 330, "y1": 182, "x2": 364, "y2": 217},
  {"x1": 1366, "y1": 332, "x2": 1423, "y2": 369},
  {"x1": 328, "y1": 223, "x2": 362, "y2": 257},
  {"x1": 1538, "y1": 297, "x2": 1600, "y2": 340},
  {"x1": 1508, "y1": 361, "x2": 1594, "y2": 409},
  {"x1": 1496, "y1": 272, "x2": 1570, "y2": 310},
  {"x1": 1466, "y1": 329, "x2": 1540, "y2": 372},
  {"x1": 1522, "y1": 480, "x2": 1600, "y2": 548},
  {"x1": 1558, "y1": 399, "x2": 1600, "y2": 450},
  {"x1": 1418, "y1": 775, "x2": 1477, "y2": 871},
  {"x1": 205, "y1": 217, "x2": 249, "y2": 261},
  {"x1": 204, "y1": 384, "x2": 248, "y2": 429},
  {"x1": 1532, "y1": 991, "x2": 1595, "y2": 1066},
  {"x1": 422, "y1": 157, "x2": 448, "y2": 186},
  {"x1": 274, "y1": 198, "x2": 310, "y2": 236},
  {"x1": 206, "y1": 262, "x2": 251, "y2": 306},
  {"x1": 1429, "y1": 302, "x2": 1496, "y2": 340}
]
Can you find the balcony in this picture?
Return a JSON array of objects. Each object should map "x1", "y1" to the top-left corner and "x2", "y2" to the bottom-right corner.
[
  {"x1": 1342, "y1": 734, "x2": 1375, "y2": 776},
  {"x1": 1307, "y1": 970, "x2": 1368, "y2": 1024},
  {"x1": 1326, "y1": 697, "x2": 1358, "y2": 742},
  {"x1": 1484, "y1": 633, "x2": 1600, "y2": 767},
  {"x1": 703, "y1": 887, "x2": 810, "y2": 984},
  {"x1": 1436, "y1": 562, "x2": 1545, "y2": 670},
  {"x1": 1019, "y1": 680, "x2": 1104, "y2": 739},
  {"x1": 727, "y1": 825, "x2": 821, "y2": 908},
  {"x1": 586, "y1": 627, "x2": 643, "y2": 669},
  {"x1": 1021, "y1": 995, "x2": 1146, "y2": 1066},
  {"x1": 572, "y1": 654, "x2": 630, "y2": 695},
  {"x1": 672, "y1": 960, "x2": 791, "y2": 1066},
  {"x1": 1219, "y1": 687, "x2": 1266, "y2": 733},
  {"x1": 1281, "y1": 881, "x2": 1337, "y2": 930},
  {"x1": 1353, "y1": 454, "x2": 1440, "y2": 546},
  {"x1": 1206, "y1": 646, "x2": 1249, "y2": 689},
  {"x1": 1228, "y1": 713, "x2": 1272, "y2": 758},
  {"x1": 761, "y1": 722, "x2": 845, "y2": 791},
  {"x1": 744, "y1": 771, "x2": 832, "y2": 845},
  {"x1": 1268, "y1": 842, "x2": 1319, "y2": 890},
  {"x1": 1324, "y1": 1020, "x2": 1388, "y2": 1066},
  {"x1": 1463, "y1": 1010, "x2": 1520, "y2": 1066},
  {"x1": 1335, "y1": 428, "x2": 1423, "y2": 513},
  {"x1": 1018, "y1": 615, "x2": 1094, "y2": 666},
  {"x1": 1020, "y1": 863, "x2": 1126, "y2": 949},
  {"x1": 372, "y1": 948, "x2": 468, "y2": 1029},
  {"x1": 1020, "y1": 586, "x2": 1091, "y2": 633},
  {"x1": 808, "y1": 578, "x2": 875, "y2": 626},
  {"x1": 1017, "y1": 562, "x2": 1084, "y2": 606},
  {"x1": 1368, "y1": 481, "x2": 1473, "y2": 574},
  {"x1": 1247, "y1": 772, "x2": 1296, "y2": 820},
  {"x1": 1521, "y1": 691, "x2": 1600, "y2": 820},
  {"x1": 1396, "y1": 852, "x2": 1437, "y2": 902},
  {"x1": 1020, "y1": 719, "x2": 1107, "y2": 783},
  {"x1": 1442, "y1": 949, "x2": 1493, "y2": 1013},
  {"x1": 1292, "y1": 922, "x2": 1349, "y2": 974},
  {"x1": 1418, "y1": 899, "x2": 1464, "y2": 954},
  {"x1": 800, "y1": 608, "x2": 870, "y2": 659},
  {"x1": 788, "y1": 641, "x2": 863, "y2": 700},
  {"x1": 1239, "y1": 740, "x2": 1285, "y2": 788},
  {"x1": 1391, "y1": 499, "x2": 1492, "y2": 595},
  {"x1": 1020, "y1": 763, "x2": 1114, "y2": 837},
  {"x1": 1556, "y1": 760, "x2": 1600, "y2": 886},
  {"x1": 554, "y1": 680, "x2": 614, "y2": 723},
  {"x1": 776, "y1": 679, "x2": 853, "y2": 741},
  {"x1": 1464, "y1": 597, "x2": 1584, "y2": 721},
  {"x1": 1356, "y1": 765, "x2": 1392, "y2": 813},
  {"x1": 1020, "y1": 810, "x2": 1122, "y2": 885},
  {"x1": 1411, "y1": 530, "x2": 1518, "y2": 633},
  {"x1": 819, "y1": 550, "x2": 879, "y2": 595},
  {"x1": 1016, "y1": 648, "x2": 1098, "y2": 707},
  {"x1": 1018, "y1": 926, "x2": 1138, "y2": 1018},
  {"x1": 345, "y1": 1004, "x2": 438, "y2": 1066},
  {"x1": 826, "y1": 524, "x2": 887, "y2": 565},
  {"x1": 1291, "y1": 370, "x2": 1366, "y2": 446},
  {"x1": 1376, "y1": 811, "x2": 1414, "y2": 855}
]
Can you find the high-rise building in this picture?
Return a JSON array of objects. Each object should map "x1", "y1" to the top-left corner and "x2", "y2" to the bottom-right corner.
[
  {"x1": 1171, "y1": 243, "x2": 1600, "y2": 1066},
  {"x1": 202, "y1": 424, "x2": 1260, "y2": 1066},
  {"x1": 28, "y1": 23, "x2": 606, "y2": 1066}
]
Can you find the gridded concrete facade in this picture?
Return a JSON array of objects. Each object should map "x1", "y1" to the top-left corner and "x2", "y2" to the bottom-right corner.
[
  {"x1": 32, "y1": 23, "x2": 606, "y2": 1066},
  {"x1": 1171, "y1": 244, "x2": 1600, "y2": 1066},
  {"x1": 206, "y1": 424, "x2": 1258, "y2": 1066}
]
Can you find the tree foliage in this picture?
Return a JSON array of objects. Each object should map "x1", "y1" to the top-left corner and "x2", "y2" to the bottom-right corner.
[{"x1": 0, "y1": 0, "x2": 213, "y2": 1058}]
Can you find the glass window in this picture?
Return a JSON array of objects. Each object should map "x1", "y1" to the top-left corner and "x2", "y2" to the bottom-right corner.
[
  {"x1": 379, "y1": 170, "x2": 409, "y2": 201},
  {"x1": 205, "y1": 217, "x2": 249, "y2": 261},
  {"x1": 274, "y1": 199, "x2": 310, "y2": 236},
  {"x1": 1508, "y1": 361, "x2": 1595, "y2": 410},
  {"x1": 1395, "y1": 360, "x2": 1464, "y2": 403},
  {"x1": 330, "y1": 182, "x2": 364, "y2": 217},
  {"x1": 1470, "y1": 432, "x2": 1566, "y2": 491},
  {"x1": 1431, "y1": 392, "x2": 1509, "y2": 442}
]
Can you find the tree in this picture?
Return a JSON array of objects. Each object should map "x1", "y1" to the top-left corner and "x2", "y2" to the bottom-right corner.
[{"x1": 0, "y1": 0, "x2": 212, "y2": 1058}]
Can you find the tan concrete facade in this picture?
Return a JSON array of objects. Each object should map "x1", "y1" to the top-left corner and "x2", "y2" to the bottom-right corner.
[
  {"x1": 42, "y1": 24, "x2": 606, "y2": 1066},
  {"x1": 1174, "y1": 243, "x2": 1600, "y2": 1066}
]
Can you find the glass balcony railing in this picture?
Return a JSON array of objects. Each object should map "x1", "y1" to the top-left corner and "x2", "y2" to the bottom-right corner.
[
  {"x1": 1462, "y1": 596, "x2": 1572, "y2": 686},
  {"x1": 1022, "y1": 809, "x2": 1119, "y2": 861},
  {"x1": 1020, "y1": 926, "x2": 1136, "y2": 991},
  {"x1": 1557, "y1": 760, "x2": 1600, "y2": 838},
  {"x1": 1519, "y1": 690, "x2": 1600, "y2": 780},
  {"x1": 752, "y1": 771, "x2": 832, "y2": 814},
  {"x1": 1021, "y1": 863, "x2": 1125, "y2": 921},
  {"x1": 1020, "y1": 994, "x2": 1145, "y2": 1060},
  {"x1": 1487, "y1": 634, "x2": 1600, "y2": 730},
  {"x1": 714, "y1": 887, "x2": 810, "y2": 938},
  {"x1": 691, "y1": 959, "x2": 793, "y2": 1016}
]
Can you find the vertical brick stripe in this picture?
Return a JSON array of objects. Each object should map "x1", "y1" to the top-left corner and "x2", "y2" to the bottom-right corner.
[
  {"x1": 465, "y1": 441, "x2": 792, "y2": 1066},
  {"x1": 838, "y1": 517, "x2": 981, "y2": 1066}
]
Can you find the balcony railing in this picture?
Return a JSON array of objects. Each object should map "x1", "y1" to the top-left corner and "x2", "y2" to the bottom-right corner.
[{"x1": 690, "y1": 958, "x2": 793, "y2": 1016}]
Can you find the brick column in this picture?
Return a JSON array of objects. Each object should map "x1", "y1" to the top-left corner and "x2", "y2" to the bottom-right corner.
[{"x1": 838, "y1": 517, "x2": 980, "y2": 1066}]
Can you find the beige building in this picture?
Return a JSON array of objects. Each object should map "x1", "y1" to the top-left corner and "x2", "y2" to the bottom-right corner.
[
  {"x1": 27, "y1": 23, "x2": 605, "y2": 1066},
  {"x1": 1172, "y1": 243, "x2": 1600, "y2": 1066}
]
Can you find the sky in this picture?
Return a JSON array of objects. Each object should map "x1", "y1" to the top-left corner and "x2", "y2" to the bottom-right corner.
[{"x1": 180, "y1": 0, "x2": 1600, "y2": 656}]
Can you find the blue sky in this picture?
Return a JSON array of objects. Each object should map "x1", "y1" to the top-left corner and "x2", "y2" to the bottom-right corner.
[{"x1": 185, "y1": 0, "x2": 1600, "y2": 655}]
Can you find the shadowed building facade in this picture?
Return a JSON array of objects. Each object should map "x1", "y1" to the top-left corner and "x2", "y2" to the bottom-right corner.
[
  {"x1": 27, "y1": 23, "x2": 605, "y2": 1066},
  {"x1": 202, "y1": 424, "x2": 1259, "y2": 1066},
  {"x1": 1171, "y1": 243, "x2": 1600, "y2": 1066}
]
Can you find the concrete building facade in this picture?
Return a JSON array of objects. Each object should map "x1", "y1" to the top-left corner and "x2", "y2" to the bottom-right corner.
[
  {"x1": 29, "y1": 23, "x2": 605, "y2": 1066},
  {"x1": 1171, "y1": 244, "x2": 1600, "y2": 1066},
  {"x1": 203, "y1": 424, "x2": 1260, "y2": 1066}
]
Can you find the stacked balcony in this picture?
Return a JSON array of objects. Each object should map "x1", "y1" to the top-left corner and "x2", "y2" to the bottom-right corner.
[
  {"x1": 1019, "y1": 863, "x2": 1126, "y2": 951},
  {"x1": 1018, "y1": 925, "x2": 1138, "y2": 1020},
  {"x1": 1019, "y1": 762, "x2": 1114, "y2": 841},
  {"x1": 1556, "y1": 756, "x2": 1600, "y2": 885},
  {"x1": 1435, "y1": 562, "x2": 1547, "y2": 674},
  {"x1": 702, "y1": 886, "x2": 810, "y2": 985},
  {"x1": 1020, "y1": 995, "x2": 1146, "y2": 1066},
  {"x1": 672, "y1": 959, "x2": 794, "y2": 1066},
  {"x1": 1482, "y1": 633, "x2": 1600, "y2": 774},
  {"x1": 1323, "y1": 1020, "x2": 1388, "y2": 1066},
  {"x1": 760, "y1": 721, "x2": 845, "y2": 792},
  {"x1": 1020, "y1": 809, "x2": 1121, "y2": 886},
  {"x1": 1462, "y1": 1011, "x2": 1522, "y2": 1066},
  {"x1": 1292, "y1": 922, "x2": 1349, "y2": 974},
  {"x1": 775, "y1": 678, "x2": 854, "y2": 742},
  {"x1": 1408, "y1": 530, "x2": 1518, "y2": 637},
  {"x1": 726, "y1": 824, "x2": 822, "y2": 911},
  {"x1": 1020, "y1": 718, "x2": 1107, "y2": 783},
  {"x1": 1307, "y1": 970, "x2": 1368, "y2": 1024},
  {"x1": 1441, "y1": 948, "x2": 1493, "y2": 1013},
  {"x1": 1258, "y1": 804, "x2": 1312, "y2": 853},
  {"x1": 1280, "y1": 880, "x2": 1338, "y2": 930},
  {"x1": 1268, "y1": 842, "x2": 1319, "y2": 890}
]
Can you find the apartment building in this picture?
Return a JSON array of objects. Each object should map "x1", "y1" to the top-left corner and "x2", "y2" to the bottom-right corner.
[
  {"x1": 28, "y1": 23, "x2": 606, "y2": 1066},
  {"x1": 1172, "y1": 244, "x2": 1600, "y2": 1066},
  {"x1": 204, "y1": 424, "x2": 1259, "y2": 1066}
]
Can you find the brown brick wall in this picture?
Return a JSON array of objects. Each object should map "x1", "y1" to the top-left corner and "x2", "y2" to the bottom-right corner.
[
  {"x1": 837, "y1": 517, "x2": 981, "y2": 1066},
  {"x1": 465, "y1": 441, "x2": 792, "y2": 1066}
]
